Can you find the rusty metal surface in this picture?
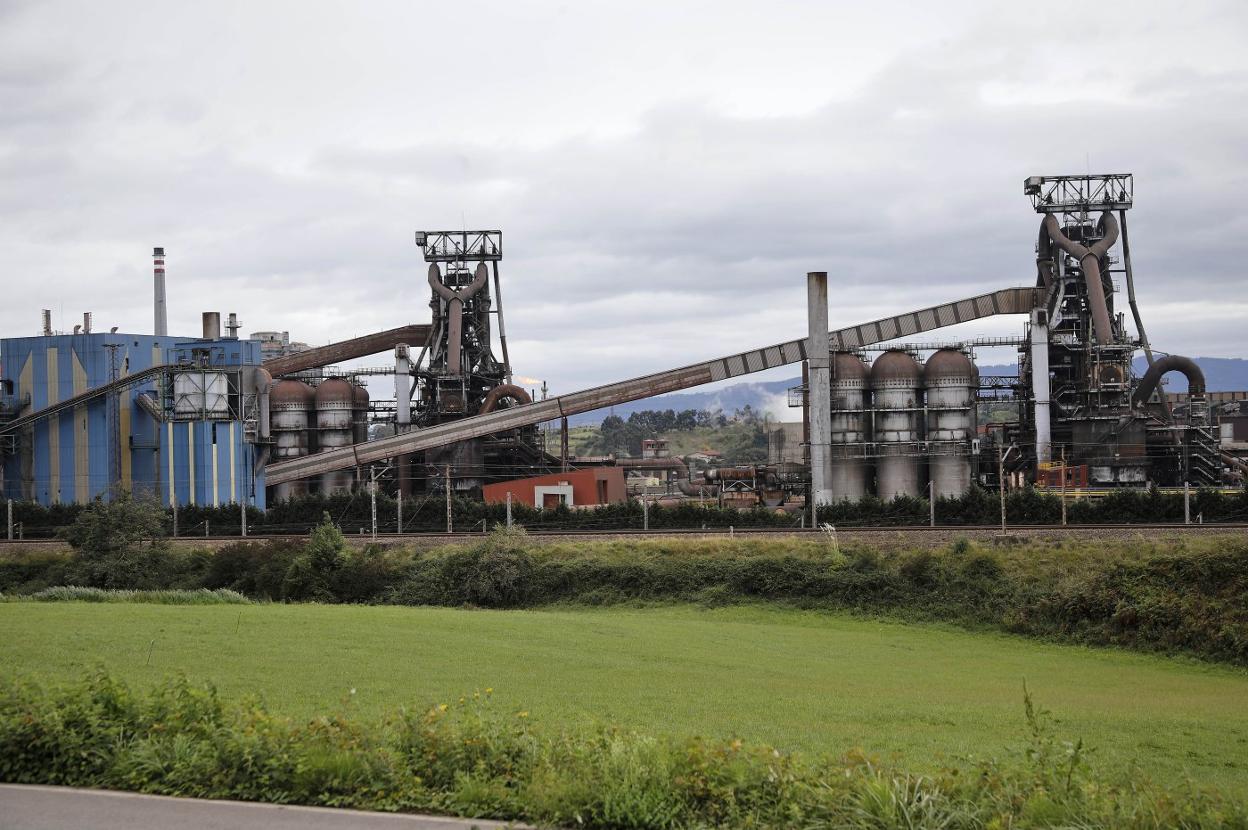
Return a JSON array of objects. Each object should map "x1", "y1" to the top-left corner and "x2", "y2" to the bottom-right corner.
[
  {"x1": 265, "y1": 287, "x2": 1040, "y2": 485},
  {"x1": 263, "y1": 325, "x2": 432, "y2": 377}
]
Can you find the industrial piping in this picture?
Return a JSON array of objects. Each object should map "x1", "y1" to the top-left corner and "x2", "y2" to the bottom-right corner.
[
  {"x1": 478, "y1": 383, "x2": 532, "y2": 414},
  {"x1": 429, "y1": 262, "x2": 488, "y2": 376},
  {"x1": 1132, "y1": 355, "x2": 1206, "y2": 408},
  {"x1": 1041, "y1": 212, "x2": 1119, "y2": 344}
]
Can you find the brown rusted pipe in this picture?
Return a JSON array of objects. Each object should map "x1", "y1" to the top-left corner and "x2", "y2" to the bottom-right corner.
[
  {"x1": 1132, "y1": 355, "x2": 1206, "y2": 408},
  {"x1": 429, "y1": 262, "x2": 488, "y2": 375},
  {"x1": 1042, "y1": 212, "x2": 1119, "y2": 344},
  {"x1": 478, "y1": 383, "x2": 532, "y2": 414}
]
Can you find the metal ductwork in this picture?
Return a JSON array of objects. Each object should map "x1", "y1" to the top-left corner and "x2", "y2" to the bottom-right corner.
[
  {"x1": 428, "y1": 262, "x2": 488, "y2": 376},
  {"x1": 1041, "y1": 212, "x2": 1119, "y2": 344},
  {"x1": 1132, "y1": 355, "x2": 1206, "y2": 408},
  {"x1": 478, "y1": 383, "x2": 532, "y2": 414}
]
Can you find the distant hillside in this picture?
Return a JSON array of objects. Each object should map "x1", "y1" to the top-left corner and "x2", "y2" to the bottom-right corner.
[{"x1": 569, "y1": 356, "x2": 1248, "y2": 426}]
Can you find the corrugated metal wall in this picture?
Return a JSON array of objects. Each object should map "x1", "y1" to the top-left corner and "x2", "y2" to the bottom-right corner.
[{"x1": 1, "y1": 333, "x2": 265, "y2": 509}]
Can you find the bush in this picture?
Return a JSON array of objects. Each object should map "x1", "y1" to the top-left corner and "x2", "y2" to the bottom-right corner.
[{"x1": 0, "y1": 671, "x2": 1243, "y2": 828}]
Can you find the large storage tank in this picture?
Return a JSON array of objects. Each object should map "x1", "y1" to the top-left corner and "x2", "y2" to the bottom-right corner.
[
  {"x1": 270, "y1": 379, "x2": 314, "y2": 501},
  {"x1": 924, "y1": 349, "x2": 977, "y2": 498},
  {"x1": 829, "y1": 352, "x2": 870, "y2": 501},
  {"x1": 351, "y1": 383, "x2": 370, "y2": 445},
  {"x1": 870, "y1": 350, "x2": 923, "y2": 500},
  {"x1": 316, "y1": 378, "x2": 356, "y2": 494}
]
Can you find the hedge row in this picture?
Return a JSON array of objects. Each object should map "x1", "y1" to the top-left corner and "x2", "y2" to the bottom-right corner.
[
  {"x1": 6, "y1": 485, "x2": 1248, "y2": 538},
  {"x1": 5, "y1": 529, "x2": 1247, "y2": 665}
]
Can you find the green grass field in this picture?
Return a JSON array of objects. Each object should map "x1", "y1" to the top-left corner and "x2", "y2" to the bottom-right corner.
[{"x1": 2, "y1": 601, "x2": 1246, "y2": 794}]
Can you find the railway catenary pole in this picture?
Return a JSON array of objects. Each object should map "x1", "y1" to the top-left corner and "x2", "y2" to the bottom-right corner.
[
  {"x1": 998, "y1": 443, "x2": 1007, "y2": 535},
  {"x1": 1060, "y1": 446, "x2": 1067, "y2": 526},
  {"x1": 928, "y1": 480, "x2": 935, "y2": 528},
  {"x1": 6, "y1": 499, "x2": 12, "y2": 541},
  {"x1": 445, "y1": 464, "x2": 453, "y2": 534},
  {"x1": 397, "y1": 494, "x2": 403, "y2": 535},
  {"x1": 370, "y1": 465, "x2": 378, "y2": 541},
  {"x1": 505, "y1": 492, "x2": 512, "y2": 528},
  {"x1": 240, "y1": 499, "x2": 247, "y2": 538}
]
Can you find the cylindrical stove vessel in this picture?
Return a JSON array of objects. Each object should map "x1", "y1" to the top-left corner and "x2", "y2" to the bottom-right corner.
[
  {"x1": 351, "y1": 383, "x2": 370, "y2": 445},
  {"x1": 316, "y1": 378, "x2": 356, "y2": 494},
  {"x1": 270, "y1": 379, "x2": 314, "y2": 501},
  {"x1": 829, "y1": 352, "x2": 870, "y2": 501},
  {"x1": 870, "y1": 350, "x2": 923, "y2": 500},
  {"x1": 924, "y1": 349, "x2": 977, "y2": 498}
]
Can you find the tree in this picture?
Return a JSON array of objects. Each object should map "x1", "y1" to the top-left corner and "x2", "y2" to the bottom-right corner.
[
  {"x1": 60, "y1": 493, "x2": 165, "y2": 559},
  {"x1": 59, "y1": 493, "x2": 169, "y2": 588}
]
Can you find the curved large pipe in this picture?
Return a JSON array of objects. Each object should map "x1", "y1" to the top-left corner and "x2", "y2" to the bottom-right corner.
[
  {"x1": 428, "y1": 262, "x2": 489, "y2": 375},
  {"x1": 1132, "y1": 355, "x2": 1206, "y2": 408},
  {"x1": 1042, "y1": 212, "x2": 1119, "y2": 344},
  {"x1": 1035, "y1": 222, "x2": 1055, "y2": 289},
  {"x1": 478, "y1": 383, "x2": 532, "y2": 414}
]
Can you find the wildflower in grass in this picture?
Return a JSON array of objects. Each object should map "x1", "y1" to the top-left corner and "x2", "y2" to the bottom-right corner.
[
  {"x1": 517, "y1": 710, "x2": 529, "y2": 719},
  {"x1": 438, "y1": 703, "x2": 448, "y2": 712}
]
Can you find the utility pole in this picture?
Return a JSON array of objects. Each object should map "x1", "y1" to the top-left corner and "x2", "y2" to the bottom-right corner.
[
  {"x1": 6, "y1": 499, "x2": 12, "y2": 541},
  {"x1": 240, "y1": 499, "x2": 248, "y2": 537},
  {"x1": 397, "y1": 495, "x2": 403, "y2": 535},
  {"x1": 369, "y1": 465, "x2": 378, "y2": 541},
  {"x1": 928, "y1": 480, "x2": 935, "y2": 528},
  {"x1": 642, "y1": 496, "x2": 649, "y2": 531},
  {"x1": 205, "y1": 519, "x2": 210, "y2": 538},
  {"x1": 998, "y1": 442, "x2": 1007, "y2": 535},
  {"x1": 1184, "y1": 481, "x2": 1191, "y2": 525},
  {"x1": 1059, "y1": 446, "x2": 1067, "y2": 526},
  {"x1": 505, "y1": 491, "x2": 513, "y2": 528},
  {"x1": 445, "y1": 464, "x2": 453, "y2": 533}
]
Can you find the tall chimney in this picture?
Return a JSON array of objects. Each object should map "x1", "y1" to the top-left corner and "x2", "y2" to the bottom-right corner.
[
  {"x1": 202, "y1": 311, "x2": 221, "y2": 340},
  {"x1": 806, "y1": 271, "x2": 833, "y2": 509},
  {"x1": 82, "y1": 312, "x2": 92, "y2": 334},
  {"x1": 153, "y1": 247, "x2": 168, "y2": 337},
  {"x1": 41, "y1": 309, "x2": 52, "y2": 336},
  {"x1": 225, "y1": 312, "x2": 240, "y2": 339}
]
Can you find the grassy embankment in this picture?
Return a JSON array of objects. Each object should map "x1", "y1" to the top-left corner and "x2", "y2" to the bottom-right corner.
[{"x1": 2, "y1": 601, "x2": 1246, "y2": 796}]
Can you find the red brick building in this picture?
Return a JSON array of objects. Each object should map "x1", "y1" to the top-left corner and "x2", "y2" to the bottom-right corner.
[{"x1": 482, "y1": 467, "x2": 627, "y2": 509}]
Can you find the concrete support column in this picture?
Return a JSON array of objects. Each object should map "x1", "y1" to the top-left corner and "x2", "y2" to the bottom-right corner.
[
  {"x1": 806, "y1": 272, "x2": 834, "y2": 508},
  {"x1": 395, "y1": 344, "x2": 412, "y2": 499},
  {"x1": 1030, "y1": 308, "x2": 1052, "y2": 463},
  {"x1": 395, "y1": 344, "x2": 411, "y2": 428}
]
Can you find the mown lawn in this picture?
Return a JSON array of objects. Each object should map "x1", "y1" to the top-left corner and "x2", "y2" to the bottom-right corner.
[{"x1": 2, "y1": 601, "x2": 1246, "y2": 794}]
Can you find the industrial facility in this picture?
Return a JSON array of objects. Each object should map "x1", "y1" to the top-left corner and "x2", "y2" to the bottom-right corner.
[{"x1": 1, "y1": 174, "x2": 1243, "y2": 513}]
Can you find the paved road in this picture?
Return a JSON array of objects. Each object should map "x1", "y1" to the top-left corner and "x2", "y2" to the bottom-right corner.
[{"x1": 0, "y1": 785, "x2": 532, "y2": 830}]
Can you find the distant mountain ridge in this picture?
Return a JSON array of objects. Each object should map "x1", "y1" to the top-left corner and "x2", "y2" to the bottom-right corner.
[{"x1": 568, "y1": 356, "x2": 1248, "y2": 426}]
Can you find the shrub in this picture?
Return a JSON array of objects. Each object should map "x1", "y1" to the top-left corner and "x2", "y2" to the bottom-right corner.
[{"x1": 0, "y1": 671, "x2": 1243, "y2": 828}]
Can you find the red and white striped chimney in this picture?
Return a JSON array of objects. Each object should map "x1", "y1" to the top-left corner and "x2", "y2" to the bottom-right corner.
[{"x1": 153, "y1": 247, "x2": 167, "y2": 337}]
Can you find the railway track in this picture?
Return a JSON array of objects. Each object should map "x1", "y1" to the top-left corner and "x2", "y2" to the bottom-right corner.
[{"x1": 2, "y1": 522, "x2": 1245, "y2": 547}]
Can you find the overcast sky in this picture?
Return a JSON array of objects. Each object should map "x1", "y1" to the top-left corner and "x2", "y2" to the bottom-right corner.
[{"x1": 3, "y1": 0, "x2": 1246, "y2": 395}]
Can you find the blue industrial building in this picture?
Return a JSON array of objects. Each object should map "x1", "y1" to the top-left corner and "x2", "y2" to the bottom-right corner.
[{"x1": 0, "y1": 330, "x2": 267, "y2": 509}]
